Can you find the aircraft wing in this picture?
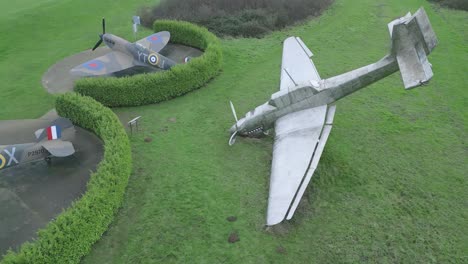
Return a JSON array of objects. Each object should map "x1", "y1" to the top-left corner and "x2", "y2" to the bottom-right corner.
[
  {"x1": 70, "y1": 51, "x2": 134, "y2": 77},
  {"x1": 280, "y1": 37, "x2": 321, "y2": 91},
  {"x1": 136, "y1": 31, "x2": 170, "y2": 53},
  {"x1": 267, "y1": 104, "x2": 336, "y2": 226},
  {"x1": 41, "y1": 140, "x2": 75, "y2": 157}
]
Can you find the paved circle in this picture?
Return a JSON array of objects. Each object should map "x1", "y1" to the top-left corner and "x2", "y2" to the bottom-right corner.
[
  {"x1": 0, "y1": 114, "x2": 104, "y2": 255},
  {"x1": 42, "y1": 44, "x2": 204, "y2": 94}
]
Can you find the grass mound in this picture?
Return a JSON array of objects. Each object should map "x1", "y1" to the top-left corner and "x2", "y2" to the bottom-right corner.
[{"x1": 139, "y1": 0, "x2": 333, "y2": 38}]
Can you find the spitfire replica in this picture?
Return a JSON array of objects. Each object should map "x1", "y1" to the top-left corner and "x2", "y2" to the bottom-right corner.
[
  {"x1": 0, "y1": 118, "x2": 75, "y2": 170},
  {"x1": 70, "y1": 18, "x2": 188, "y2": 76},
  {"x1": 228, "y1": 8, "x2": 437, "y2": 226}
]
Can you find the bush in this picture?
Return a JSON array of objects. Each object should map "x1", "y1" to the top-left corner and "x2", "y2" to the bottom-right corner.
[
  {"x1": 430, "y1": 0, "x2": 468, "y2": 11},
  {"x1": 1, "y1": 93, "x2": 131, "y2": 264},
  {"x1": 74, "y1": 20, "x2": 223, "y2": 107},
  {"x1": 139, "y1": 0, "x2": 333, "y2": 37}
]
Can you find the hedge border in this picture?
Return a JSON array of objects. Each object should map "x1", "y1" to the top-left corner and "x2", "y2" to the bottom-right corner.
[
  {"x1": 74, "y1": 20, "x2": 223, "y2": 107},
  {"x1": 1, "y1": 93, "x2": 132, "y2": 263}
]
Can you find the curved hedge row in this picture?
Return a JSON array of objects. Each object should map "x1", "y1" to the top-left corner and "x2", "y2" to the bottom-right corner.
[
  {"x1": 1, "y1": 93, "x2": 132, "y2": 264},
  {"x1": 75, "y1": 20, "x2": 223, "y2": 107}
]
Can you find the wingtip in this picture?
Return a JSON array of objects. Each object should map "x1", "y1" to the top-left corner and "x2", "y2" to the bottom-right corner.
[
  {"x1": 266, "y1": 210, "x2": 287, "y2": 226},
  {"x1": 266, "y1": 217, "x2": 285, "y2": 226}
]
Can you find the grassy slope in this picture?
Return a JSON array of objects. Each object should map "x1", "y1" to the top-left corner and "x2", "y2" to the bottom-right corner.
[
  {"x1": 0, "y1": 0, "x2": 466, "y2": 262},
  {"x1": 0, "y1": 0, "x2": 155, "y2": 120},
  {"x1": 82, "y1": 0, "x2": 467, "y2": 263}
]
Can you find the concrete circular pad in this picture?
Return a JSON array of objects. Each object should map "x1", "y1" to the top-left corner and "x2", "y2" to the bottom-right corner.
[
  {"x1": 0, "y1": 113, "x2": 103, "y2": 255},
  {"x1": 42, "y1": 44, "x2": 203, "y2": 94}
]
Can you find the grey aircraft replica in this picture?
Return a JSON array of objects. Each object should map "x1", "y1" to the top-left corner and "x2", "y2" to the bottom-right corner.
[
  {"x1": 228, "y1": 8, "x2": 438, "y2": 226},
  {"x1": 0, "y1": 118, "x2": 75, "y2": 170},
  {"x1": 71, "y1": 18, "x2": 186, "y2": 76}
]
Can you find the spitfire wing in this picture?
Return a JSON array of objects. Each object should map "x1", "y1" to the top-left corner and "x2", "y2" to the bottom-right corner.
[
  {"x1": 41, "y1": 140, "x2": 75, "y2": 157},
  {"x1": 136, "y1": 31, "x2": 170, "y2": 53},
  {"x1": 280, "y1": 37, "x2": 321, "y2": 91},
  {"x1": 267, "y1": 104, "x2": 336, "y2": 226},
  {"x1": 70, "y1": 51, "x2": 134, "y2": 76}
]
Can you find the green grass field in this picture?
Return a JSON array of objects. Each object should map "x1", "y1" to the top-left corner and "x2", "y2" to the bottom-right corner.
[{"x1": 1, "y1": 0, "x2": 467, "y2": 263}]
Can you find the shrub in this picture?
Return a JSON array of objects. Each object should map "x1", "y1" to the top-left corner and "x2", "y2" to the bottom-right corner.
[
  {"x1": 139, "y1": 0, "x2": 333, "y2": 37},
  {"x1": 430, "y1": 0, "x2": 468, "y2": 11},
  {"x1": 74, "y1": 20, "x2": 222, "y2": 107},
  {"x1": 1, "y1": 93, "x2": 131, "y2": 264}
]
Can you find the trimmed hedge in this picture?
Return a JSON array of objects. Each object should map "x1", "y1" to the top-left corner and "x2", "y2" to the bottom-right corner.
[
  {"x1": 74, "y1": 20, "x2": 223, "y2": 107},
  {"x1": 1, "y1": 93, "x2": 131, "y2": 263}
]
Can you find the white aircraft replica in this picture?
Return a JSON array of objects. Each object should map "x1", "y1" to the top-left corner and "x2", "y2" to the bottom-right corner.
[{"x1": 228, "y1": 8, "x2": 438, "y2": 226}]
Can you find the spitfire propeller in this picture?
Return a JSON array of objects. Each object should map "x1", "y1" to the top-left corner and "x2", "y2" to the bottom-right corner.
[
  {"x1": 229, "y1": 101, "x2": 239, "y2": 146},
  {"x1": 92, "y1": 18, "x2": 106, "y2": 51}
]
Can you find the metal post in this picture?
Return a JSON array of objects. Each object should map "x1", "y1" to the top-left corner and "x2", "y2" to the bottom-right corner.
[{"x1": 128, "y1": 116, "x2": 142, "y2": 135}]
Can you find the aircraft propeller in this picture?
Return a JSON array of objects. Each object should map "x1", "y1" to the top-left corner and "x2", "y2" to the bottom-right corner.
[
  {"x1": 229, "y1": 101, "x2": 239, "y2": 146},
  {"x1": 92, "y1": 18, "x2": 106, "y2": 51},
  {"x1": 230, "y1": 101, "x2": 238, "y2": 123}
]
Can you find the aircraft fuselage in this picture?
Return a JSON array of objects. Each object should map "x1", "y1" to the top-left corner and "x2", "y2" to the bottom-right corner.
[
  {"x1": 0, "y1": 143, "x2": 47, "y2": 170},
  {"x1": 0, "y1": 123, "x2": 76, "y2": 170},
  {"x1": 102, "y1": 33, "x2": 176, "y2": 70},
  {"x1": 230, "y1": 55, "x2": 399, "y2": 136}
]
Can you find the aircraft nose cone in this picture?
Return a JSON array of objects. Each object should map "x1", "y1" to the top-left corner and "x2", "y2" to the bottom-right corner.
[{"x1": 229, "y1": 124, "x2": 237, "y2": 134}]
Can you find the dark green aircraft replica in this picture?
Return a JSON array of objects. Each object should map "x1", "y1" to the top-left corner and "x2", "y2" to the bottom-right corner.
[
  {"x1": 70, "y1": 18, "x2": 189, "y2": 76},
  {"x1": 0, "y1": 118, "x2": 75, "y2": 171}
]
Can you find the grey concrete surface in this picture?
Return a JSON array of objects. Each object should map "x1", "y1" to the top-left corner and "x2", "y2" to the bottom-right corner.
[
  {"x1": 42, "y1": 43, "x2": 203, "y2": 94},
  {"x1": 0, "y1": 116, "x2": 103, "y2": 255}
]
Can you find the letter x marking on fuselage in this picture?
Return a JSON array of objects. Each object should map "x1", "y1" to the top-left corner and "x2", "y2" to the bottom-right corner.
[{"x1": 4, "y1": 147, "x2": 18, "y2": 166}]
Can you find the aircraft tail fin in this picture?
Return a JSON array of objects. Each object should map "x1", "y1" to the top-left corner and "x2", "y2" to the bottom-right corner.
[
  {"x1": 35, "y1": 118, "x2": 74, "y2": 142},
  {"x1": 388, "y1": 7, "x2": 438, "y2": 89}
]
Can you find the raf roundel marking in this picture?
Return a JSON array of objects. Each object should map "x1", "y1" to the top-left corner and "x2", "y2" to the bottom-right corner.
[
  {"x1": 147, "y1": 34, "x2": 163, "y2": 44},
  {"x1": 148, "y1": 53, "x2": 159, "y2": 66},
  {"x1": 0, "y1": 154, "x2": 6, "y2": 169},
  {"x1": 84, "y1": 60, "x2": 104, "y2": 71}
]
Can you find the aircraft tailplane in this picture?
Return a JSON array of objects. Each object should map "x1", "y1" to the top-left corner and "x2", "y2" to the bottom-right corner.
[
  {"x1": 42, "y1": 140, "x2": 75, "y2": 157},
  {"x1": 388, "y1": 7, "x2": 438, "y2": 89}
]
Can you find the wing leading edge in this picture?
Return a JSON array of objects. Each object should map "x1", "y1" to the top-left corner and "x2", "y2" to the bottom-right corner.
[{"x1": 267, "y1": 104, "x2": 336, "y2": 226}]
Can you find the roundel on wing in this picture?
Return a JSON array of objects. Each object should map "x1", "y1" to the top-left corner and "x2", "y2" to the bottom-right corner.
[
  {"x1": 147, "y1": 34, "x2": 163, "y2": 44},
  {"x1": 148, "y1": 53, "x2": 159, "y2": 66},
  {"x1": 0, "y1": 154, "x2": 6, "y2": 169},
  {"x1": 84, "y1": 60, "x2": 104, "y2": 71}
]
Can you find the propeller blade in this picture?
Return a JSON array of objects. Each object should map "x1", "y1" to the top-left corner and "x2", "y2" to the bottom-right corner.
[
  {"x1": 102, "y1": 17, "x2": 106, "y2": 34},
  {"x1": 229, "y1": 131, "x2": 238, "y2": 146},
  {"x1": 92, "y1": 39, "x2": 103, "y2": 51},
  {"x1": 229, "y1": 101, "x2": 238, "y2": 122}
]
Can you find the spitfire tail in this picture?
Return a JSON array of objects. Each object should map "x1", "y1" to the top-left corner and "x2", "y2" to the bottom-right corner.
[
  {"x1": 35, "y1": 118, "x2": 73, "y2": 142},
  {"x1": 388, "y1": 7, "x2": 438, "y2": 89}
]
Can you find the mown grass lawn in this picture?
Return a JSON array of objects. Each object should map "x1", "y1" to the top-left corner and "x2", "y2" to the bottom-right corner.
[
  {"x1": 0, "y1": 0, "x2": 156, "y2": 120},
  {"x1": 1, "y1": 0, "x2": 467, "y2": 263}
]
